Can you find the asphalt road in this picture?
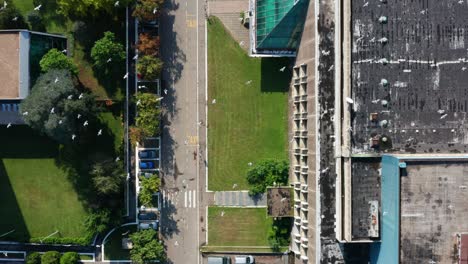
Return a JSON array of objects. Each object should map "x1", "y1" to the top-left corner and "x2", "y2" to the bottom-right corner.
[{"x1": 159, "y1": 0, "x2": 208, "y2": 263}]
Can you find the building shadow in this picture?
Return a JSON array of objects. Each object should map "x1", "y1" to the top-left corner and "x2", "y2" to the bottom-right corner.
[
  {"x1": 260, "y1": 57, "x2": 293, "y2": 93},
  {"x1": 0, "y1": 160, "x2": 30, "y2": 242}
]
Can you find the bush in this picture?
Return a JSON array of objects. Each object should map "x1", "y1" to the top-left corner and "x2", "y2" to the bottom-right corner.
[
  {"x1": 41, "y1": 251, "x2": 61, "y2": 264},
  {"x1": 26, "y1": 252, "x2": 41, "y2": 264},
  {"x1": 139, "y1": 176, "x2": 161, "y2": 207},
  {"x1": 267, "y1": 218, "x2": 292, "y2": 251},
  {"x1": 137, "y1": 33, "x2": 160, "y2": 56},
  {"x1": 27, "y1": 11, "x2": 45, "y2": 31},
  {"x1": 84, "y1": 209, "x2": 112, "y2": 235},
  {"x1": 133, "y1": 0, "x2": 164, "y2": 22},
  {"x1": 129, "y1": 126, "x2": 146, "y2": 145},
  {"x1": 91, "y1": 31, "x2": 126, "y2": 69},
  {"x1": 130, "y1": 229, "x2": 166, "y2": 263},
  {"x1": 40, "y1": 49, "x2": 78, "y2": 75},
  {"x1": 29, "y1": 237, "x2": 91, "y2": 246},
  {"x1": 0, "y1": 1, "x2": 28, "y2": 30},
  {"x1": 135, "y1": 93, "x2": 162, "y2": 136},
  {"x1": 246, "y1": 159, "x2": 289, "y2": 196},
  {"x1": 137, "y1": 55, "x2": 163, "y2": 81},
  {"x1": 60, "y1": 252, "x2": 79, "y2": 264}
]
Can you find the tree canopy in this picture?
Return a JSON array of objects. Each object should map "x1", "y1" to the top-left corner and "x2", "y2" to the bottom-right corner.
[
  {"x1": 26, "y1": 252, "x2": 41, "y2": 264},
  {"x1": 139, "y1": 175, "x2": 160, "y2": 206},
  {"x1": 246, "y1": 159, "x2": 289, "y2": 195},
  {"x1": 57, "y1": 0, "x2": 133, "y2": 17},
  {"x1": 60, "y1": 252, "x2": 79, "y2": 264},
  {"x1": 137, "y1": 55, "x2": 163, "y2": 81},
  {"x1": 40, "y1": 49, "x2": 79, "y2": 75},
  {"x1": 0, "y1": 1, "x2": 28, "y2": 30},
  {"x1": 20, "y1": 70, "x2": 98, "y2": 143},
  {"x1": 91, "y1": 31, "x2": 126, "y2": 69},
  {"x1": 90, "y1": 159, "x2": 125, "y2": 196},
  {"x1": 137, "y1": 33, "x2": 160, "y2": 56},
  {"x1": 84, "y1": 209, "x2": 112, "y2": 234},
  {"x1": 41, "y1": 251, "x2": 61, "y2": 264},
  {"x1": 130, "y1": 229, "x2": 166, "y2": 263},
  {"x1": 133, "y1": 0, "x2": 164, "y2": 22},
  {"x1": 135, "y1": 93, "x2": 162, "y2": 136}
]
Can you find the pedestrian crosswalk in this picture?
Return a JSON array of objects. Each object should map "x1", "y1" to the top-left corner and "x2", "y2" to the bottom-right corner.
[{"x1": 162, "y1": 189, "x2": 197, "y2": 209}]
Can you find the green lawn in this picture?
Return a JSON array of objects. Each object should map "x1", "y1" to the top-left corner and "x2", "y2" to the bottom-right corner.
[
  {"x1": 208, "y1": 207, "x2": 272, "y2": 247},
  {"x1": 104, "y1": 225, "x2": 137, "y2": 260},
  {"x1": 0, "y1": 126, "x2": 88, "y2": 241},
  {"x1": 207, "y1": 16, "x2": 291, "y2": 190}
]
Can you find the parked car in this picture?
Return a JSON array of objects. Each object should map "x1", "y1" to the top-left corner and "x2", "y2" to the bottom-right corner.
[
  {"x1": 139, "y1": 150, "x2": 157, "y2": 159},
  {"x1": 139, "y1": 161, "x2": 155, "y2": 169},
  {"x1": 235, "y1": 256, "x2": 254, "y2": 264},
  {"x1": 138, "y1": 212, "x2": 158, "y2": 220},
  {"x1": 139, "y1": 221, "x2": 158, "y2": 230},
  {"x1": 207, "y1": 256, "x2": 231, "y2": 264}
]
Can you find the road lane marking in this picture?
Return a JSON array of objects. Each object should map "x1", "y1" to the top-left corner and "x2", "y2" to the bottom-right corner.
[
  {"x1": 193, "y1": 190, "x2": 196, "y2": 208},
  {"x1": 162, "y1": 190, "x2": 166, "y2": 208},
  {"x1": 184, "y1": 191, "x2": 187, "y2": 208},
  {"x1": 188, "y1": 190, "x2": 192, "y2": 208},
  {"x1": 187, "y1": 19, "x2": 196, "y2": 28},
  {"x1": 188, "y1": 135, "x2": 198, "y2": 145}
]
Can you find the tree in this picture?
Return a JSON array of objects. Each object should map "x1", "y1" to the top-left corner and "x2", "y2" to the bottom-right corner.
[
  {"x1": 60, "y1": 252, "x2": 79, "y2": 264},
  {"x1": 246, "y1": 159, "x2": 289, "y2": 196},
  {"x1": 91, "y1": 31, "x2": 126, "y2": 69},
  {"x1": 129, "y1": 229, "x2": 166, "y2": 263},
  {"x1": 0, "y1": 1, "x2": 29, "y2": 30},
  {"x1": 27, "y1": 11, "x2": 45, "y2": 31},
  {"x1": 137, "y1": 33, "x2": 160, "y2": 56},
  {"x1": 57, "y1": 0, "x2": 133, "y2": 17},
  {"x1": 135, "y1": 93, "x2": 162, "y2": 136},
  {"x1": 90, "y1": 159, "x2": 125, "y2": 195},
  {"x1": 137, "y1": 55, "x2": 163, "y2": 81},
  {"x1": 139, "y1": 176, "x2": 160, "y2": 206},
  {"x1": 20, "y1": 70, "x2": 98, "y2": 143},
  {"x1": 41, "y1": 251, "x2": 61, "y2": 264},
  {"x1": 84, "y1": 209, "x2": 112, "y2": 234},
  {"x1": 133, "y1": 0, "x2": 164, "y2": 22},
  {"x1": 26, "y1": 252, "x2": 41, "y2": 264},
  {"x1": 129, "y1": 126, "x2": 145, "y2": 145},
  {"x1": 40, "y1": 49, "x2": 78, "y2": 75}
]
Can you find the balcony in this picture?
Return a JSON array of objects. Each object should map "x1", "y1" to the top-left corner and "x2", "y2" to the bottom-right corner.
[
  {"x1": 301, "y1": 224, "x2": 309, "y2": 230},
  {"x1": 301, "y1": 112, "x2": 308, "y2": 119},
  {"x1": 302, "y1": 218, "x2": 309, "y2": 225},
  {"x1": 301, "y1": 94, "x2": 308, "y2": 101},
  {"x1": 294, "y1": 131, "x2": 301, "y2": 137},
  {"x1": 301, "y1": 186, "x2": 308, "y2": 194},
  {"x1": 294, "y1": 217, "x2": 302, "y2": 224},
  {"x1": 294, "y1": 95, "x2": 301, "y2": 102},
  {"x1": 301, "y1": 130, "x2": 308, "y2": 137},
  {"x1": 301, "y1": 242, "x2": 309, "y2": 248},
  {"x1": 294, "y1": 165, "x2": 301, "y2": 172},
  {"x1": 301, "y1": 148, "x2": 308, "y2": 155},
  {"x1": 301, "y1": 256, "x2": 309, "y2": 261},
  {"x1": 301, "y1": 167, "x2": 308, "y2": 173},
  {"x1": 301, "y1": 76, "x2": 307, "y2": 83},
  {"x1": 294, "y1": 148, "x2": 301, "y2": 154},
  {"x1": 294, "y1": 78, "x2": 300, "y2": 85},
  {"x1": 294, "y1": 113, "x2": 301, "y2": 120}
]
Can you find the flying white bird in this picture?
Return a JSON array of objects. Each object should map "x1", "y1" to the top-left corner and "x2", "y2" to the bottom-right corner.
[
  {"x1": 61, "y1": 49, "x2": 67, "y2": 53},
  {"x1": 156, "y1": 97, "x2": 163, "y2": 102},
  {"x1": 67, "y1": 94, "x2": 73, "y2": 100},
  {"x1": 6, "y1": 123, "x2": 11, "y2": 128},
  {"x1": 12, "y1": 17, "x2": 18, "y2": 21},
  {"x1": 123, "y1": 72, "x2": 129, "y2": 79},
  {"x1": 239, "y1": 41, "x2": 244, "y2": 46},
  {"x1": 114, "y1": 1, "x2": 119, "y2": 7},
  {"x1": 153, "y1": 7, "x2": 157, "y2": 14},
  {"x1": 232, "y1": 183, "x2": 238, "y2": 189},
  {"x1": 58, "y1": 120, "x2": 63, "y2": 125},
  {"x1": 50, "y1": 107, "x2": 55, "y2": 114},
  {"x1": 248, "y1": 162, "x2": 253, "y2": 166},
  {"x1": 77, "y1": 114, "x2": 81, "y2": 119},
  {"x1": 72, "y1": 134, "x2": 76, "y2": 140},
  {"x1": 346, "y1": 97, "x2": 354, "y2": 104},
  {"x1": 106, "y1": 58, "x2": 112, "y2": 63},
  {"x1": 133, "y1": 54, "x2": 138, "y2": 60},
  {"x1": 281, "y1": 197, "x2": 287, "y2": 202},
  {"x1": 115, "y1": 157, "x2": 120, "y2": 162},
  {"x1": 212, "y1": 99, "x2": 216, "y2": 104},
  {"x1": 22, "y1": 111, "x2": 28, "y2": 116},
  {"x1": 220, "y1": 211, "x2": 225, "y2": 217},
  {"x1": 3, "y1": 1, "x2": 7, "y2": 8},
  {"x1": 78, "y1": 93, "x2": 83, "y2": 99},
  {"x1": 136, "y1": 100, "x2": 141, "y2": 105},
  {"x1": 279, "y1": 66, "x2": 286, "y2": 72},
  {"x1": 34, "y1": 4, "x2": 41, "y2": 11},
  {"x1": 83, "y1": 120, "x2": 88, "y2": 126},
  {"x1": 363, "y1": 1, "x2": 368, "y2": 7},
  {"x1": 164, "y1": 89, "x2": 168, "y2": 95},
  {"x1": 245, "y1": 80, "x2": 252, "y2": 85},
  {"x1": 97, "y1": 129, "x2": 102, "y2": 136},
  {"x1": 54, "y1": 77, "x2": 59, "y2": 83}
]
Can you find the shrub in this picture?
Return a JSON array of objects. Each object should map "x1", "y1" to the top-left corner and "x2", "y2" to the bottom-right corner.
[
  {"x1": 41, "y1": 251, "x2": 61, "y2": 264},
  {"x1": 139, "y1": 176, "x2": 161, "y2": 206},
  {"x1": 90, "y1": 159, "x2": 125, "y2": 196},
  {"x1": 39, "y1": 49, "x2": 78, "y2": 75},
  {"x1": 130, "y1": 229, "x2": 166, "y2": 263},
  {"x1": 26, "y1": 252, "x2": 41, "y2": 264},
  {"x1": 137, "y1": 55, "x2": 163, "y2": 81},
  {"x1": 135, "y1": 93, "x2": 162, "y2": 136},
  {"x1": 91, "y1": 31, "x2": 126, "y2": 69},
  {"x1": 246, "y1": 159, "x2": 289, "y2": 196},
  {"x1": 60, "y1": 252, "x2": 79, "y2": 264},
  {"x1": 84, "y1": 209, "x2": 112, "y2": 235},
  {"x1": 267, "y1": 218, "x2": 292, "y2": 251},
  {"x1": 130, "y1": 126, "x2": 146, "y2": 145},
  {"x1": 29, "y1": 237, "x2": 91, "y2": 246},
  {"x1": 133, "y1": 0, "x2": 164, "y2": 22},
  {"x1": 137, "y1": 33, "x2": 160, "y2": 56}
]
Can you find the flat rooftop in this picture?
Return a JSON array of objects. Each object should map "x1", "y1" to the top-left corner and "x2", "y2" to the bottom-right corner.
[
  {"x1": 0, "y1": 32, "x2": 20, "y2": 99},
  {"x1": 351, "y1": 1, "x2": 468, "y2": 154},
  {"x1": 400, "y1": 161, "x2": 468, "y2": 263}
]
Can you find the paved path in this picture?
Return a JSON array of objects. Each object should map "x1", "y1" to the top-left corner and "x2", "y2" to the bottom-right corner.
[{"x1": 214, "y1": 191, "x2": 266, "y2": 207}]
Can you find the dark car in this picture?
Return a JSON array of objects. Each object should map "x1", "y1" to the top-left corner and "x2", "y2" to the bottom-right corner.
[
  {"x1": 139, "y1": 150, "x2": 157, "y2": 159},
  {"x1": 138, "y1": 212, "x2": 158, "y2": 220},
  {"x1": 139, "y1": 161, "x2": 155, "y2": 169}
]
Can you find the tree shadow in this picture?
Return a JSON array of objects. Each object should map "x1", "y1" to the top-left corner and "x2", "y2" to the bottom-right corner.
[
  {"x1": 260, "y1": 57, "x2": 293, "y2": 93},
  {"x1": 159, "y1": 198, "x2": 180, "y2": 240},
  {"x1": 161, "y1": 0, "x2": 185, "y2": 84}
]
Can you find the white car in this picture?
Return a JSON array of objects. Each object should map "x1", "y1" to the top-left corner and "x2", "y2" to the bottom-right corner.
[
  {"x1": 235, "y1": 256, "x2": 254, "y2": 264},
  {"x1": 139, "y1": 221, "x2": 158, "y2": 230}
]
